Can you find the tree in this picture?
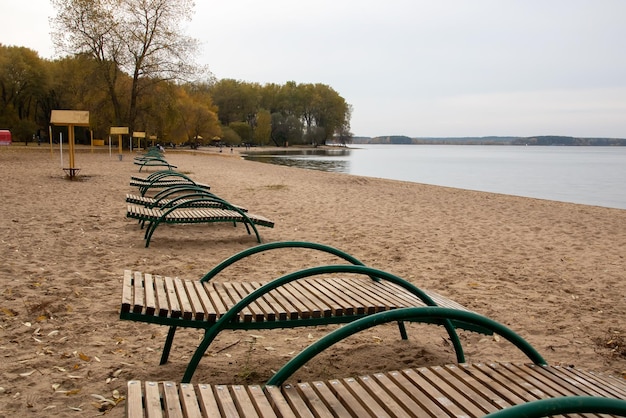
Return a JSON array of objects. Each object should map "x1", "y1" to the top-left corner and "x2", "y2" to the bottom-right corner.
[
  {"x1": 50, "y1": 0, "x2": 202, "y2": 133},
  {"x1": 254, "y1": 109, "x2": 271, "y2": 146},
  {"x1": 0, "y1": 46, "x2": 49, "y2": 139},
  {"x1": 209, "y1": 79, "x2": 259, "y2": 125}
]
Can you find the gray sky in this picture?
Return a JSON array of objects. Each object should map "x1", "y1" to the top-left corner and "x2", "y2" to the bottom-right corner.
[{"x1": 3, "y1": 0, "x2": 626, "y2": 138}]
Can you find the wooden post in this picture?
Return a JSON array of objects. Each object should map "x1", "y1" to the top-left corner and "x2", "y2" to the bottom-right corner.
[{"x1": 50, "y1": 110, "x2": 90, "y2": 178}]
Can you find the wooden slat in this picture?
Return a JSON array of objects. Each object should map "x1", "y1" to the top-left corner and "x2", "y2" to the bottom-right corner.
[
  {"x1": 289, "y1": 280, "x2": 332, "y2": 317},
  {"x1": 280, "y1": 384, "x2": 318, "y2": 418},
  {"x1": 342, "y1": 377, "x2": 395, "y2": 416},
  {"x1": 293, "y1": 382, "x2": 336, "y2": 418},
  {"x1": 170, "y1": 277, "x2": 189, "y2": 319},
  {"x1": 561, "y1": 367, "x2": 626, "y2": 398},
  {"x1": 220, "y1": 282, "x2": 253, "y2": 322},
  {"x1": 121, "y1": 270, "x2": 134, "y2": 314},
  {"x1": 309, "y1": 279, "x2": 358, "y2": 316},
  {"x1": 339, "y1": 277, "x2": 389, "y2": 313},
  {"x1": 222, "y1": 282, "x2": 257, "y2": 322},
  {"x1": 326, "y1": 379, "x2": 382, "y2": 417},
  {"x1": 144, "y1": 381, "x2": 164, "y2": 418},
  {"x1": 179, "y1": 383, "x2": 205, "y2": 418},
  {"x1": 126, "y1": 364, "x2": 626, "y2": 417},
  {"x1": 194, "y1": 282, "x2": 223, "y2": 322},
  {"x1": 328, "y1": 278, "x2": 378, "y2": 315},
  {"x1": 195, "y1": 384, "x2": 222, "y2": 417},
  {"x1": 415, "y1": 365, "x2": 487, "y2": 416},
  {"x1": 455, "y1": 363, "x2": 533, "y2": 407},
  {"x1": 439, "y1": 364, "x2": 510, "y2": 412},
  {"x1": 263, "y1": 386, "x2": 298, "y2": 418},
  {"x1": 133, "y1": 271, "x2": 145, "y2": 314},
  {"x1": 392, "y1": 368, "x2": 467, "y2": 416},
  {"x1": 494, "y1": 363, "x2": 569, "y2": 400},
  {"x1": 302, "y1": 279, "x2": 344, "y2": 317},
  {"x1": 504, "y1": 363, "x2": 582, "y2": 398},
  {"x1": 263, "y1": 286, "x2": 299, "y2": 320},
  {"x1": 423, "y1": 290, "x2": 470, "y2": 311},
  {"x1": 282, "y1": 282, "x2": 322, "y2": 319},
  {"x1": 193, "y1": 282, "x2": 217, "y2": 323},
  {"x1": 537, "y1": 364, "x2": 626, "y2": 399},
  {"x1": 270, "y1": 287, "x2": 305, "y2": 320},
  {"x1": 305, "y1": 382, "x2": 353, "y2": 417},
  {"x1": 364, "y1": 372, "x2": 432, "y2": 417},
  {"x1": 213, "y1": 385, "x2": 241, "y2": 417},
  {"x1": 183, "y1": 280, "x2": 205, "y2": 321},
  {"x1": 162, "y1": 381, "x2": 184, "y2": 418},
  {"x1": 126, "y1": 381, "x2": 144, "y2": 418},
  {"x1": 154, "y1": 275, "x2": 171, "y2": 317},
  {"x1": 470, "y1": 363, "x2": 543, "y2": 404},
  {"x1": 238, "y1": 282, "x2": 276, "y2": 322},
  {"x1": 144, "y1": 273, "x2": 156, "y2": 316},
  {"x1": 246, "y1": 385, "x2": 278, "y2": 418},
  {"x1": 289, "y1": 279, "x2": 331, "y2": 318},
  {"x1": 230, "y1": 385, "x2": 261, "y2": 418},
  {"x1": 368, "y1": 280, "x2": 426, "y2": 309},
  {"x1": 211, "y1": 283, "x2": 240, "y2": 321}
]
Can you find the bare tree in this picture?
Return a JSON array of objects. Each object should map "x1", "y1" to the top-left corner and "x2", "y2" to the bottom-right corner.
[{"x1": 50, "y1": 0, "x2": 203, "y2": 132}]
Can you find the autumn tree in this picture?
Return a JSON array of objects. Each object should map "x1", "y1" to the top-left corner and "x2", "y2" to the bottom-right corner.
[
  {"x1": 254, "y1": 109, "x2": 271, "y2": 146},
  {"x1": 50, "y1": 0, "x2": 202, "y2": 134},
  {"x1": 0, "y1": 46, "x2": 49, "y2": 141}
]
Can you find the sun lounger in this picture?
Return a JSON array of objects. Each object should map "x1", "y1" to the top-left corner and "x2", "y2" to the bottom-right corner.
[
  {"x1": 130, "y1": 170, "x2": 210, "y2": 196},
  {"x1": 125, "y1": 307, "x2": 626, "y2": 417},
  {"x1": 126, "y1": 198, "x2": 274, "y2": 247},
  {"x1": 133, "y1": 155, "x2": 177, "y2": 172},
  {"x1": 126, "y1": 183, "x2": 248, "y2": 212},
  {"x1": 119, "y1": 241, "x2": 486, "y2": 383}
]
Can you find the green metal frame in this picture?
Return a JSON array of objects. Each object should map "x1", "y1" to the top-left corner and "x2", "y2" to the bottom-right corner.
[
  {"x1": 483, "y1": 396, "x2": 626, "y2": 417},
  {"x1": 131, "y1": 170, "x2": 210, "y2": 196},
  {"x1": 127, "y1": 196, "x2": 271, "y2": 247},
  {"x1": 179, "y1": 265, "x2": 489, "y2": 383},
  {"x1": 134, "y1": 157, "x2": 177, "y2": 172},
  {"x1": 199, "y1": 241, "x2": 367, "y2": 282},
  {"x1": 156, "y1": 242, "x2": 372, "y2": 368},
  {"x1": 266, "y1": 306, "x2": 547, "y2": 386},
  {"x1": 118, "y1": 242, "x2": 488, "y2": 383}
]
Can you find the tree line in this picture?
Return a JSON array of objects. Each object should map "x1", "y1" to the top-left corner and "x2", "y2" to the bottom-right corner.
[{"x1": 0, "y1": 0, "x2": 352, "y2": 147}]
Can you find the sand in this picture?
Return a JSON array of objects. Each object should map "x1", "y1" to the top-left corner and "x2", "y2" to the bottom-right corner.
[{"x1": 0, "y1": 145, "x2": 624, "y2": 417}]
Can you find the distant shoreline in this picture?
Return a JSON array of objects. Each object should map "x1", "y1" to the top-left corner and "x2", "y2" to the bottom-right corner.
[{"x1": 351, "y1": 135, "x2": 626, "y2": 146}]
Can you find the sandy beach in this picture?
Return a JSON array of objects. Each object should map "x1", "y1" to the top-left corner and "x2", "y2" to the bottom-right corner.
[{"x1": 0, "y1": 145, "x2": 624, "y2": 417}]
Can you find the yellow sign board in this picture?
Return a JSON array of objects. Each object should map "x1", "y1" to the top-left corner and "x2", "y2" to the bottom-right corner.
[
  {"x1": 110, "y1": 127, "x2": 129, "y2": 135},
  {"x1": 50, "y1": 110, "x2": 90, "y2": 125},
  {"x1": 133, "y1": 131, "x2": 146, "y2": 138}
]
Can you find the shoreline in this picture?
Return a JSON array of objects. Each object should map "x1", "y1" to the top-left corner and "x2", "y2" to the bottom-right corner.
[{"x1": 0, "y1": 146, "x2": 624, "y2": 416}]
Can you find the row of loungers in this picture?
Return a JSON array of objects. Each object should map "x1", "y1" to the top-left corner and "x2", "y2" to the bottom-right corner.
[
  {"x1": 126, "y1": 163, "x2": 275, "y2": 247},
  {"x1": 119, "y1": 242, "x2": 626, "y2": 417},
  {"x1": 133, "y1": 147, "x2": 177, "y2": 172}
]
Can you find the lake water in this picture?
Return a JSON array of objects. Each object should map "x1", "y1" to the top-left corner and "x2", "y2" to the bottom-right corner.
[{"x1": 242, "y1": 145, "x2": 626, "y2": 210}]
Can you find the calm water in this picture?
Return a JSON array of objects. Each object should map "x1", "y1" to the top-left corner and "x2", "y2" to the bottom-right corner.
[{"x1": 243, "y1": 145, "x2": 626, "y2": 210}]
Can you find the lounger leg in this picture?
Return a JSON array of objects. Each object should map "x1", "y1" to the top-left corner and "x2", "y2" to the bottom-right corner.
[
  {"x1": 182, "y1": 327, "x2": 219, "y2": 383},
  {"x1": 160, "y1": 326, "x2": 177, "y2": 365},
  {"x1": 397, "y1": 321, "x2": 408, "y2": 340}
]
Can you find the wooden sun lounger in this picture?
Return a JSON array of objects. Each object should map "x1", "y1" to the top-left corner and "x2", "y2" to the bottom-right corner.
[
  {"x1": 119, "y1": 242, "x2": 488, "y2": 383},
  {"x1": 133, "y1": 156, "x2": 177, "y2": 172},
  {"x1": 125, "y1": 307, "x2": 626, "y2": 417},
  {"x1": 130, "y1": 170, "x2": 210, "y2": 196},
  {"x1": 126, "y1": 200, "x2": 274, "y2": 247},
  {"x1": 125, "y1": 193, "x2": 248, "y2": 212}
]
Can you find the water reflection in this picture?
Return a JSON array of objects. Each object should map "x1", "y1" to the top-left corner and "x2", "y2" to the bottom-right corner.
[{"x1": 242, "y1": 148, "x2": 351, "y2": 173}]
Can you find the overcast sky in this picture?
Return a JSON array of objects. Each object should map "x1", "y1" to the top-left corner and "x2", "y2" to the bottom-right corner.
[{"x1": 3, "y1": 0, "x2": 626, "y2": 138}]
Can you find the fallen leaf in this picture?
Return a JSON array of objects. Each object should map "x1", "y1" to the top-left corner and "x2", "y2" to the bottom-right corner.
[{"x1": 20, "y1": 370, "x2": 36, "y2": 377}]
